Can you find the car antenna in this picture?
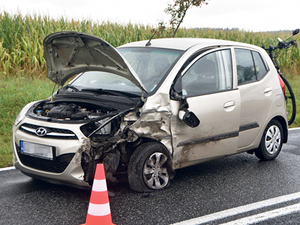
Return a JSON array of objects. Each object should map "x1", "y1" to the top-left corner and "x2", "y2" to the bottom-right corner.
[{"x1": 145, "y1": 31, "x2": 157, "y2": 47}]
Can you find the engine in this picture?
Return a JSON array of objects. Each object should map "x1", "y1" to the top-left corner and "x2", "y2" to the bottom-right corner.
[{"x1": 33, "y1": 101, "x2": 113, "y2": 121}]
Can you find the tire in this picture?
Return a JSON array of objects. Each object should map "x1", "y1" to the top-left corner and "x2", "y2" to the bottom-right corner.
[
  {"x1": 255, "y1": 119, "x2": 283, "y2": 161},
  {"x1": 281, "y1": 76, "x2": 296, "y2": 125},
  {"x1": 127, "y1": 142, "x2": 172, "y2": 192}
]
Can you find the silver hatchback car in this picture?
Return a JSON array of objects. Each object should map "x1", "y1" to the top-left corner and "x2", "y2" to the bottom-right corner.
[{"x1": 12, "y1": 32, "x2": 288, "y2": 192}]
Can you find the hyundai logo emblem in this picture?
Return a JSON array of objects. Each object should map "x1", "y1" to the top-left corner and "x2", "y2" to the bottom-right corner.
[{"x1": 36, "y1": 127, "x2": 47, "y2": 136}]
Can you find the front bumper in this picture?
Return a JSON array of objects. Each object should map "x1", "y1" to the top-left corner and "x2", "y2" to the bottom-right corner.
[{"x1": 12, "y1": 117, "x2": 90, "y2": 188}]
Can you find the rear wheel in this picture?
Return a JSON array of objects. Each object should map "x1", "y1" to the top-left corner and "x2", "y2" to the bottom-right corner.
[
  {"x1": 128, "y1": 142, "x2": 171, "y2": 192},
  {"x1": 255, "y1": 119, "x2": 283, "y2": 161},
  {"x1": 281, "y1": 76, "x2": 296, "y2": 125}
]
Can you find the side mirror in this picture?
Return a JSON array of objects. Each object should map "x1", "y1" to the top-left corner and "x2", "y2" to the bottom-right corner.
[
  {"x1": 293, "y1": 29, "x2": 299, "y2": 36},
  {"x1": 179, "y1": 110, "x2": 200, "y2": 128}
]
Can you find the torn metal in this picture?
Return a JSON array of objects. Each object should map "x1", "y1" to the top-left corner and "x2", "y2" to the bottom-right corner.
[{"x1": 78, "y1": 92, "x2": 175, "y2": 185}]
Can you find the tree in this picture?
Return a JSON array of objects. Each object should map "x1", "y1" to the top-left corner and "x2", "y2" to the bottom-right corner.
[{"x1": 165, "y1": 0, "x2": 209, "y2": 37}]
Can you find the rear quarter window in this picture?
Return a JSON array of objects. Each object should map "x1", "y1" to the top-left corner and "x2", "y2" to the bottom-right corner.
[{"x1": 252, "y1": 51, "x2": 268, "y2": 80}]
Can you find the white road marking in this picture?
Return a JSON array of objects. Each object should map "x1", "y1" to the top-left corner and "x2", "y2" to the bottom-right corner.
[
  {"x1": 0, "y1": 166, "x2": 15, "y2": 172},
  {"x1": 220, "y1": 203, "x2": 300, "y2": 225},
  {"x1": 289, "y1": 127, "x2": 300, "y2": 131},
  {"x1": 171, "y1": 191, "x2": 300, "y2": 225}
]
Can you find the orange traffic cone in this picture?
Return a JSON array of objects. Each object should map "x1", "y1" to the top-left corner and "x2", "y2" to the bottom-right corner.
[{"x1": 81, "y1": 163, "x2": 115, "y2": 225}]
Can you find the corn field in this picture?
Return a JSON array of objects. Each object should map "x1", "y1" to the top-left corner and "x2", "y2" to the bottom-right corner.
[{"x1": 1, "y1": 11, "x2": 300, "y2": 78}]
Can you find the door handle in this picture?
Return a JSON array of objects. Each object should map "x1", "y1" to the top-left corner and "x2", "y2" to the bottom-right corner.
[
  {"x1": 224, "y1": 101, "x2": 235, "y2": 108},
  {"x1": 264, "y1": 87, "x2": 272, "y2": 94}
]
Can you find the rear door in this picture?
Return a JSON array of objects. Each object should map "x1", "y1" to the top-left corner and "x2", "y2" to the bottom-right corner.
[
  {"x1": 234, "y1": 48, "x2": 271, "y2": 149},
  {"x1": 170, "y1": 48, "x2": 241, "y2": 169}
]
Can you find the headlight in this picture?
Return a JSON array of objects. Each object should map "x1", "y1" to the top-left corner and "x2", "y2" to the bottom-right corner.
[
  {"x1": 14, "y1": 101, "x2": 39, "y2": 126},
  {"x1": 93, "y1": 117, "x2": 111, "y2": 135},
  {"x1": 80, "y1": 117, "x2": 112, "y2": 137}
]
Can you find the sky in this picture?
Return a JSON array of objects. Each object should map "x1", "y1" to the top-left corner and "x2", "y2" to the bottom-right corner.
[{"x1": 1, "y1": 0, "x2": 300, "y2": 32}]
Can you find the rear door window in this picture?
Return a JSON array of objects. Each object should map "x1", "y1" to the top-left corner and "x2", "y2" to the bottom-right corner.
[{"x1": 235, "y1": 49, "x2": 268, "y2": 85}]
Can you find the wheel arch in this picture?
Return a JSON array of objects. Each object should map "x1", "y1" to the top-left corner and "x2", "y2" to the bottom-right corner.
[
  {"x1": 129, "y1": 138, "x2": 175, "y2": 177},
  {"x1": 130, "y1": 137, "x2": 173, "y2": 158},
  {"x1": 138, "y1": 137, "x2": 174, "y2": 173},
  {"x1": 271, "y1": 115, "x2": 288, "y2": 143},
  {"x1": 127, "y1": 139, "x2": 175, "y2": 192}
]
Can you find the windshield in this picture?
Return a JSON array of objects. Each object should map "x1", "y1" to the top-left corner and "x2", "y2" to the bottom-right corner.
[
  {"x1": 118, "y1": 47, "x2": 182, "y2": 92},
  {"x1": 70, "y1": 47, "x2": 182, "y2": 95},
  {"x1": 70, "y1": 71, "x2": 141, "y2": 93}
]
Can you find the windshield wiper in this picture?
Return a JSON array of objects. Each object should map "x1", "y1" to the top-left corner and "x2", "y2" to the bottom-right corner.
[
  {"x1": 81, "y1": 88, "x2": 142, "y2": 98},
  {"x1": 64, "y1": 84, "x2": 80, "y2": 92},
  {"x1": 81, "y1": 88, "x2": 119, "y2": 95}
]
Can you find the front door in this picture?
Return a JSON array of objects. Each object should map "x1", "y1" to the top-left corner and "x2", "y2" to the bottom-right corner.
[{"x1": 170, "y1": 48, "x2": 241, "y2": 169}]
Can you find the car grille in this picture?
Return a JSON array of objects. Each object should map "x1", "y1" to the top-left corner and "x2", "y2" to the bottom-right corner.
[
  {"x1": 16, "y1": 144, "x2": 75, "y2": 173},
  {"x1": 19, "y1": 123, "x2": 78, "y2": 139}
]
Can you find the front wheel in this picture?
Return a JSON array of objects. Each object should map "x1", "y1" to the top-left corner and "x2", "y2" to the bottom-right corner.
[
  {"x1": 127, "y1": 142, "x2": 172, "y2": 192},
  {"x1": 255, "y1": 119, "x2": 283, "y2": 161},
  {"x1": 281, "y1": 76, "x2": 296, "y2": 125}
]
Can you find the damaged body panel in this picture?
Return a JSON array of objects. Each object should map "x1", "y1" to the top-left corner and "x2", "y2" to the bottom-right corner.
[{"x1": 12, "y1": 33, "x2": 288, "y2": 192}]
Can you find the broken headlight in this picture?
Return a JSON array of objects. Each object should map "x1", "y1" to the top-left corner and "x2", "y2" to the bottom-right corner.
[
  {"x1": 90, "y1": 117, "x2": 111, "y2": 135},
  {"x1": 80, "y1": 116, "x2": 112, "y2": 137}
]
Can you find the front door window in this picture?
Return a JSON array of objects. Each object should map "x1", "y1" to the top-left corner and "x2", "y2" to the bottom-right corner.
[{"x1": 181, "y1": 49, "x2": 233, "y2": 96}]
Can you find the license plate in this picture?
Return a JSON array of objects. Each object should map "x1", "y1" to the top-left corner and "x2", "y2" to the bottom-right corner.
[{"x1": 20, "y1": 141, "x2": 54, "y2": 160}]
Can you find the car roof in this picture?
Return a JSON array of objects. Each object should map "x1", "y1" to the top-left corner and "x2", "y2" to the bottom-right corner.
[{"x1": 118, "y1": 38, "x2": 258, "y2": 51}]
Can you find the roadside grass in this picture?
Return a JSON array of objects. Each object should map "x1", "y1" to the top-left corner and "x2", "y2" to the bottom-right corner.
[{"x1": 0, "y1": 75, "x2": 53, "y2": 167}]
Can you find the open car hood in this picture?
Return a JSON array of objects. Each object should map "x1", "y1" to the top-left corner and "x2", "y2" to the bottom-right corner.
[{"x1": 43, "y1": 31, "x2": 147, "y2": 92}]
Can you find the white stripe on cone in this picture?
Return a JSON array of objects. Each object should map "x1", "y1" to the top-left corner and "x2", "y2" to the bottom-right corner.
[
  {"x1": 87, "y1": 202, "x2": 111, "y2": 217},
  {"x1": 92, "y1": 179, "x2": 107, "y2": 192}
]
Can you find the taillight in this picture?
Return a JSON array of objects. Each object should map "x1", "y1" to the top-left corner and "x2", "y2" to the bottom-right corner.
[{"x1": 278, "y1": 74, "x2": 285, "y2": 96}]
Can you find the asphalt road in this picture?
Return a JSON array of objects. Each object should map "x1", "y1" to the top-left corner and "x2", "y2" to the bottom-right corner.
[{"x1": 1, "y1": 128, "x2": 300, "y2": 225}]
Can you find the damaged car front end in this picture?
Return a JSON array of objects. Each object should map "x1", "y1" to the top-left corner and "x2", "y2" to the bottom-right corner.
[{"x1": 12, "y1": 32, "x2": 179, "y2": 191}]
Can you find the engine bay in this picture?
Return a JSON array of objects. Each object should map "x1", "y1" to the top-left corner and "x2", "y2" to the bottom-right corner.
[{"x1": 33, "y1": 101, "x2": 113, "y2": 121}]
